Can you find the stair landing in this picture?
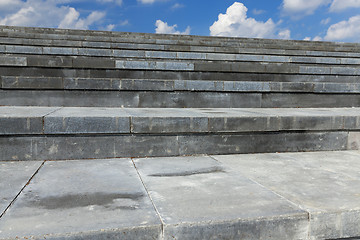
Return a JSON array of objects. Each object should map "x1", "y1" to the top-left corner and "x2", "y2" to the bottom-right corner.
[{"x1": 1, "y1": 150, "x2": 360, "y2": 240}]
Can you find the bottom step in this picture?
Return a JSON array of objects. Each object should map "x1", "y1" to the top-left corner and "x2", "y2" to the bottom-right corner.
[{"x1": 1, "y1": 151, "x2": 360, "y2": 239}]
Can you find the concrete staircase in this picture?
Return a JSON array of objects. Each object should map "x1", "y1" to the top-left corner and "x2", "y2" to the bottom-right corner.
[
  {"x1": 1, "y1": 25, "x2": 360, "y2": 239},
  {"x1": 1, "y1": 25, "x2": 360, "y2": 160}
]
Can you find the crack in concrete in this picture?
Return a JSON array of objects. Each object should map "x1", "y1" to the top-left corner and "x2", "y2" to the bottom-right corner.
[{"x1": 0, "y1": 160, "x2": 45, "y2": 219}]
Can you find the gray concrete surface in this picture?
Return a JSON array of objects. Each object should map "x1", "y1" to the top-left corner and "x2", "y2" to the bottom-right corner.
[
  {"x1": 0, "y1": 161, "x2": 43, "y2": 215},
  {"x1": 134, "y1": 156, "x2": 309, "y2": 240},
  {"x1": 0, "y1": 159, "x2": 161, "y2": 240},
  {"x1": 1, "y1": 107, "x2": 360, "y2": 135},
  {"x1": 212, "y1": 151, "x2": 360, "y2": 239},
  {"x1": 2, "y1": 151, "x2": 360, "y2": 239},
  {"x1": 0, "y1": 131, "x2": 349, "y2": 161},
  {"x1": 4, "y1": 76, "x2": 360, "y2": 94}
]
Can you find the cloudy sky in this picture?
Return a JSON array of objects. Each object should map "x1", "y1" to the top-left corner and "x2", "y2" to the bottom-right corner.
[{"x1": 0, "y1": 0, "x2": 360, "y2": 42}]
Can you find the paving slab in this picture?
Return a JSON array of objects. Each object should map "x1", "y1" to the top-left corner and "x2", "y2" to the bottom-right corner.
[
  {"x1": 0, "y1": 161, "x2": 43, "y2": 215},
  {"x1": 0, "y1": 106, "x2": 60, "y2": 134},
  {"x1": 212, "y1": 150, "x2": 360, "y2": 239},
  {"x1": 134, "y1": 156, "x2": 309, "y2": 240},
  {"x1": 44, "y1": 107, "x2": 131, "y2": 134},
  {"x1": 0, "y1": 159, "x2": 161, "y2": 240}
]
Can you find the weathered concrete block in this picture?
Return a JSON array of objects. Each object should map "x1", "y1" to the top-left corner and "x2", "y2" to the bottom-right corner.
[
  {"x1": 134, "y1": 156, "x2": 309, "y2": 240},
  {"x1": 2, "y1": 76, "x2": 63, "y2": 89},
  {"x1": 44, "y1": 108, "x2": 131, "y2": 134},
  {"x1": 0, "y1": 56, "x2": 26, "y2": 66},
  {"x1": 27, "y1": 56, "x2": 72, "y2": 68},
  {"x1": 0, "y1": 159, "x2": 162, "y2": 240},
  {"x1": 73, "y1": 57, "x2": 115, "y2": 69},
  {"x1": 348, "y1": 132, "x2": 360, "y2": 150},
  {"x1": 0, "y1": 161, "x2": 43, "y2": 215}
]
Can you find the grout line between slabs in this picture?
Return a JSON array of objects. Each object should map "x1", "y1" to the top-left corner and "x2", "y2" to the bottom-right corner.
[
  {"x1": 0, "y1": 160, "x2": 46, "y2": 220},
  {"x1": 131, "y1": 159, "x2": 165, "y2": 240}
]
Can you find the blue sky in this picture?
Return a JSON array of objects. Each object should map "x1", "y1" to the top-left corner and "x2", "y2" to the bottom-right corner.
[{"x1": 0, "y1": 0, "x2": 360, "y2": 42}]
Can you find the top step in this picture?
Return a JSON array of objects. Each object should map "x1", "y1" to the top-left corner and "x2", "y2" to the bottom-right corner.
[{"x1": 1, "y1": 25, "x2": 360, "y2": 53}]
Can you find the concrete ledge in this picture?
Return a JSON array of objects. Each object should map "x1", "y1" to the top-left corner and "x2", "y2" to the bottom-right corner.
[
  {"x1": 0, "y1": 131, "x2": 349, "y2": 160},
  {"x1": 1, "y1": 25, "x2": 360, "y2": 53},
  {"x1": 1, "y1": 107, "x2": 360, "y2": 135},
  {"x1": 4, "y1": 90, "x2": 360, "y2": 108},
  {"x1": 2, "y1": 37, "x2": 360, "y2": 58},
  {"x1": 3, "y1": 77, "x2": 360, "y2": 94},
  {"x1": 3, "y1": 67, "x2": 360, "y2": 83},
  {"x1": 2, "y1": 45, "x2": 360, "y2": 64},
  {"x1": 2, "y1": 151, "x2": 360, "y2": 239},
  {"x1": 1, "y1": 55, "x2": 359, "y2": 75}
]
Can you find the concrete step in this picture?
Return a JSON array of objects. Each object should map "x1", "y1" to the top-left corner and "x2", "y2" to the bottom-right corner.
[
  {"x1": 2, "y1": 44, "x2": 360, "y2": 65},
  {"x1": 1, "y1": 25, "x2": 360, "y2": 52},
  {"x1": 0, "y1": 107, "x2": 358, "y2": 160},
  {"x1": 1, "y1": 66, "x2": 359, "y2": 83},
  {"x1": 1, "y1": 151, "x2": 360, "y2": 239},
  {"x1": 3, "y1": 89, "x2": 360, "y2": 108},
  {"x1": 3, "y1": 77, "x2": 360, "y2": 93},
  {"x1": 1, "y1": 54, "x2": 360, "y2": 76},
  {"x1": 1, "y1": 40, "x2": 360, "y2": 59}
]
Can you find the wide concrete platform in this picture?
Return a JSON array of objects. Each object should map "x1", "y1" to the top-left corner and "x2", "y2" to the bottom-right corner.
[
  {"x1": 2, "y1": 106, "x2": 360, "y2": 135},
  {"x1": 1, "y1": 150, "x2": 360, "y2": 239}
]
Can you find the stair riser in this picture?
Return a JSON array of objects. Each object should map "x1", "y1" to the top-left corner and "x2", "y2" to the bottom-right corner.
[
  {"x1": 2, "y1": 90, "x2": 360, "y2": 108},
  {"x1": 1, "y1": 55, "x2": 360, "y2": 75},
  {"x1": 1, "y1": 26, "x2": 360, "y2": 52},
  {"x1": 2, "y1": 45, "x2": 360, "y2": 63},
  {"x1": 2, "y1": 38, "x2": 360, "y2": 59},
  {"x1": 3, "y1": 77, "x2": 360, "y2": 94},
  {"x1": 2, "y1": 67, "x2": 359, "y2": 83},
  {"x1": 0, "y1": 132, "x2": 353, "y2": 161}
]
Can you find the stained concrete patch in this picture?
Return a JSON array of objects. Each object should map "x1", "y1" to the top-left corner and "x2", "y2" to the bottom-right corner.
[
  {"x1": 134, "y1": 155, "x2": 309, "y2": 240},
  {"x1": 0, "y1": 159, "x2": 161, "y2": 240},
  {"x1": 212, "y1": 150, "x2": 360, "y2": 239},
  {"x1": 0, "y1": 161, "x2": 43, "y2": 216}
]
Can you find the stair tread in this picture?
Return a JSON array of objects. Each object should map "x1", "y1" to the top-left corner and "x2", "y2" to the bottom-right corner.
[
  {"x1": 1, "y1": 150, "x2": 360, "y2": 239},
  {"x1": 1, "y1": 106, "x2": 359, "y2": 135}
]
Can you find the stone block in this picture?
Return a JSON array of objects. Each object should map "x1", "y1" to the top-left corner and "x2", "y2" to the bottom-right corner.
[
  {"x1": 0, "y1": 161, "x2": 43, "y2": 215},
  {"x1": 2, "y1": 76, "x2": 63, "y2": 89},
  {"x1": 299, "y1": 66, "x2": 331, "y2": 74},
  {"x1": 44, "y1": 108, "x2": 131, "y2": 134},
  {"x1": 64, "y1": 77, "x2": 115, "y2": 90},
  {"x1": 0, "y1": 56, "x2": 26, "y2": 66},
  {"x1": 27, "y1": 56, "x2": 72, "y2": 68},
  {"x1": 0, "y1": 159, "x2": 162, "y2": 240},
  {"x1": 73, "y1": 57, "x2": 115, "y2": 69},
  {"x1": 134, "y1": 156, "x2": 308, "y2": 240},
  {"x1": 5, "y1": 45, "x2": 42, "y2": 54},
  {"x1": 119, "y1": 79, "x2": 174, "y2": 91},
  {"x1": 43, "y1": 47, "x2": 78, "y2": 55},
  {"x1": 348, "y1": 132, "x2": 360, "y2": 150}
]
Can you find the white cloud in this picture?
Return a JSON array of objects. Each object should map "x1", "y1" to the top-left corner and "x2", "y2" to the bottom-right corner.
[
  {"x1": 59, "y1": 8, "x2": 105, "y2": 29},
  {"x1": 105, "y1": 24, "x2": 115, "y2": 31},
  {"x1": 0, "y1": 0, "x2": 107, "y2": 30},
  {"x1": 303, "y1": 37, "x2": 311, "y2": 41},
  {"x1": 330, "y1": 0, "x2": 360, "y2": 12},
  {"x1": 321, "y1": 17, "x2": 331, "y2": 25},
  {"x1": 171, "y1": 3, "x2": 184, "y2": 10},
  {"x1": 278, "y1": 29, "x2": 291, "y2": 39},
  {"x1": 155, "y1": 20, "x2": 190, "y2": 35},
  {"x1": 313, "y1": 36, "x2": 323, "y2": 41},
  {"x1": 252, "y1": 9, "x2": 265, "y2": 15},
  {"x1": 324, "y1": 15, "x2": 360, "y2": 41},
  {"x1": 119, "y1": 20, "x2": 129, "y2": 26},
  {"x1": 0, "y1": 0, "x2": 22, "y2": 12},
  {"x1": 282, "y1": 0, "x2": 331, "y2": 17},
  {"x1": 138, "y1": 0, "x2": 165, "y2": 4},
  {"x1": 209, "y1": 2, "x2": 290, "y2": 39}
]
